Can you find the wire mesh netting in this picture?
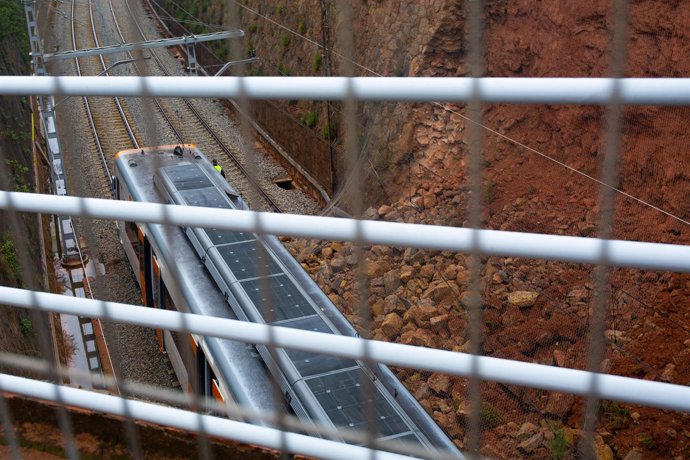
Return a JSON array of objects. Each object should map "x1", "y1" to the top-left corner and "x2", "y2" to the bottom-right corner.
[{"x1": 0, "y1": 0, "x2": 689, "y2": 459}]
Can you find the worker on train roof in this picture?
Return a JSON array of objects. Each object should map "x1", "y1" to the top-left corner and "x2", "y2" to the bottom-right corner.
[{"x1": 212, "y1": 159, "x2": 226, "y2": 178}]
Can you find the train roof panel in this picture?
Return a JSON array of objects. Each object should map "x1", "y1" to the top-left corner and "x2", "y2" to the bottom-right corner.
[
  {"x1": 206, "y1": 228, "x2": 254, "y2": 246},
  {"x1": 215, "y1": 241, "x2": 283, "y2": 280},
  {"x1": 305, "y1": 367, "x2": 414, "y2": 440},
  {"x1": 178, "y1": 187, "x2": 233, "y2": 208},
  {"x1": 240, "y1": 275, "x2": 315, "y2": 323},
  {"x1": 279, "y1": 315, "x2": 358, "y2": 377}
]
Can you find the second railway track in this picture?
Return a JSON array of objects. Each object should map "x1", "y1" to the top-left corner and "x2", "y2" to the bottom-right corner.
[{"x1": 69, "y1": 0, "x2": 283, "y2": 213}]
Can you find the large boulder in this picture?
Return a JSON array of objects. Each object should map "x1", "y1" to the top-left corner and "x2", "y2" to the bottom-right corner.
[
  {"x1": 422, "y1": 280, "x2": 458, "y2": 305},
  {"x1": 383, "y1": 269, "x2": 401, "y2": 293},
  {"x1": 544, "y1": 392, "x2": 575, "y2": 419},
  {"x1": 427, "y1": 372, "x2": 452, "y2": 394},
  {"x1": 507, "y1": 291, "x2": 539, "y2": 309},
  {"x1": 381, "y1": 313, "x2": 403, "y2": 339}
]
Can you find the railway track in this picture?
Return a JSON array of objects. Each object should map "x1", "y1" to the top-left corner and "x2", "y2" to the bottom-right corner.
[
  {"x1": 107, "y1": 0, "x2": 282, "y2": 213},
  {"x1": 70, "y1": 0, "x2": 142, "y2": 197},
  {"x1": 71, "y1": 0, "x2": 281, "y2": 214}
]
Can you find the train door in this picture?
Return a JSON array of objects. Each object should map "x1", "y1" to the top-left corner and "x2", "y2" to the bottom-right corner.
[
  {"x1": 141, "y1": 235, "x2": 155, "y2": 307},
  {"x1": 196, "y1": 345, "x2": 212, "y2": 397}
]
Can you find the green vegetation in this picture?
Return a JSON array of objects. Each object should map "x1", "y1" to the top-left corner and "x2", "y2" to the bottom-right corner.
[
  {"x1": 0, "y1": 1, "x2": 29, "y2": 61},
  {"x1": 281, "y1": 34, "x2": 291, "y2": 47},
  {"x1": 297, "y1": 20, "x2": 306, "y2": 34},
  {"x1": 638, "y1": 432, "x2": 656, "y2": 449},
  {"x1": 249, "y1": 66, "x2": 264, "y2": 77},
  {"x1": 602, "y1": 400, "x2": 630, "y2": 430},
  {"x1": 1, "y1": 234, "x2": 21, "y2": 282},
  {"x1": 20, "y1": 318, "x2": 31, "y2": 336},
  {"x1": 276, "y1": 4, "x2": 284, "y2": 15},
  {"x1": 6, "y1": 159, "x2": 30, "y2": 192},
  {"x1": 277, "y1": 63, "x2": 290, "y2": 76},
  {"x1": 485, "y1": 179, "x2": 495, "y2": 204},
  {"x1": 313, "y1": 52, "x2": 323, "y2": 73},
  {"x1": 300, "y1": 111, "x2": 318, "y2": 128},
  {"x1": 322, "y1": 122, "x2": 337, "y2": 140},
  {"x1": 549, "y1": 424, "x2": 569, "y2": 460},
  {"x1": 373, "y1": 152, "x2": 390, "y2": 171},
  {"x1": 479, "y1": 402, "x2": 503, "y2": 429},
  {"x1": 248, "y1": 22, "x2": 257, "y2": 34}
]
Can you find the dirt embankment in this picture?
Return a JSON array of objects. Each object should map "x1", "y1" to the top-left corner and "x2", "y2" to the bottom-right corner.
[{"x1": 0, "y1": 1, "x2": 48, "y2": 363}]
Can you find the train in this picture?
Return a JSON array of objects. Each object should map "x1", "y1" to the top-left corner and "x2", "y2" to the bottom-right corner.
[{"x1": 113, "y1": 144, "x2": 460, "y2": 457}]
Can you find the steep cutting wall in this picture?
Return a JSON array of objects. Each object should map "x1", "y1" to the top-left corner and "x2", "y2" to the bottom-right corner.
[
  {"x1": 0, "y1": 1, "x2": 47, "y2": 361},
  {"x1": 153, "y1": 2, "x2": 690, "y2": 458}
]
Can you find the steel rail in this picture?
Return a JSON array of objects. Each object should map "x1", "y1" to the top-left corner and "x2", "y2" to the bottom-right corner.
[
  {"x1": 70, "y1": 0, "x2": 111, "y2": 185},
  {"x1": 1, "y1": 285, "x2": 690, "y2": 414},
  {"x1": 4, "y1": 76, "x2": 690, "y2": 104},
  {"x1": 106, "y1": 0, "x2": 184, "y2": 144},
  {"x1": 87, "y1": 0, "x2": 139, "y2": 150},
  {"x1": 2, "y1": 191, "x2": 690, "y2": 273}
]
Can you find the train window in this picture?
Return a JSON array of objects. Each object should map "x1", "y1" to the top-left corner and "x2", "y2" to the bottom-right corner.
[
  {"x1": 161, "y1": 280, "x2": 176, "y2": 311},
  {"x1": 125, "y1": 221, "x2": 142, "y2": 266},
  {"x1": 152, "y1": 254, "x2": 160, "y2": 308},
  {"x1": 111, "y1": 176, "x2": 120, "y2": 200}
]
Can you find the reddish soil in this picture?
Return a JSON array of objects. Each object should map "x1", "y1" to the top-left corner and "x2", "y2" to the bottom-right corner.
[{"x1": 292, "y1": 1, "x2": 690, "y2": 459}]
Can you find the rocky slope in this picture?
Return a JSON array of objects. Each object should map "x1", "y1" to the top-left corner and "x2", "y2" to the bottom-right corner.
[{"x1": 156, "y1": 1, "x2": 690, "y2": 458}]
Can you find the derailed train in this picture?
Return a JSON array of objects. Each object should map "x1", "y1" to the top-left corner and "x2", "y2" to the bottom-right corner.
[{"x1": 113, "y1": 144, "x2": 460, "y2": 457}]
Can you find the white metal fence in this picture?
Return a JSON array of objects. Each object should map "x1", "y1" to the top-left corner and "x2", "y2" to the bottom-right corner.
[{"x1": 2, "y1": 0, "x2": 690, "y2": 458}]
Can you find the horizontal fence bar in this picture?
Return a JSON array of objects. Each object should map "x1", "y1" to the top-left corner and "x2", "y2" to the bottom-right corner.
[
  {"x1": 2, "y1": 286, "x2": 690, "y2": 413},
  {"x1": 0, "y1": 372, "x2": 413, "y2": 460},
  {"x1": 1, "y1": 76, "x2": 690, "y2": 104},
  {"x1": 1, "y1": 191, "x2": 690, "y2": 271}
]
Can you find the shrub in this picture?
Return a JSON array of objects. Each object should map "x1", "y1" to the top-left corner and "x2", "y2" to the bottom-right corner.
[
  {"x1": 297, "y1": 20, "x2": 306, "y2": 34},
  {"x1": 322, "y1": 122, "x2": 337, "y2": 140},
  {"x1": 549, "y1": 425, "x2": 569, "y2": 460},
  {"x1": 300, "y1": 111, "x2": 318, "y2": 128},
  {"x1": 20, "y1": 318, "x2": 32, "y2": 337},
  {"x1": 479, "y1": 402, "x2": 503, "y2": 429},
  {"x1": 281, "y1": 34, "x2": 291, "y2": 47},
  {"x1": 485, "y1": 179, "x2": 495, "y2": 204},
  {"x1": 313, "y1": 52, "x2": 323, "y2": 73},
  {"x1": 602, "y1": 400, "x2": 630, "y2": 430},
  {"x1": 373, "y1": 153, "x2": 390, "y2": 171},
  {"x1": 1, "y1": 234, "x2": 21, "y2": 280},
  {"x1": 638, "y1": 433, "x2": 656, "y2": 449},
  {"x1": 6, "y1": 159, "x2": 30, "y2": 192},
  {"x1": 248, "y1": 22, "x2": 257, "y2": 34}
]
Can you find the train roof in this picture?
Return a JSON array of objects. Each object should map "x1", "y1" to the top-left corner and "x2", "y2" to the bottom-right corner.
[
  {"x1": 115, "y1": 145, "x2": 286, "y2": 420},
  {"x1": 116, "y1": 144, "x2": 460, "y2": 457}
]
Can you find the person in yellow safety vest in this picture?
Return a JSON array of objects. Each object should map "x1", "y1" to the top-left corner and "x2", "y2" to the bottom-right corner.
[{"x1": 212, "y1": 159, "x2": 226, "y2": 178}]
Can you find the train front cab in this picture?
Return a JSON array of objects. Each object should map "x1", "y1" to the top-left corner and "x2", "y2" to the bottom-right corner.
[{"x1": 114, "y1": 148, "x2": 227, "y2": 409}]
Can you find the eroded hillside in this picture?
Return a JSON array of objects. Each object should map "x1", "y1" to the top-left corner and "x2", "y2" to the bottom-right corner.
[{"x1": 153, "y1": 1, "x2": 690, "y2": 458}]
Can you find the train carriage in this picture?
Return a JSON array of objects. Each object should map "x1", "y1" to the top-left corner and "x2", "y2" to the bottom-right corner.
[{"x1": 114, "y1": 144, "x2": 461, "y2": 457}]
